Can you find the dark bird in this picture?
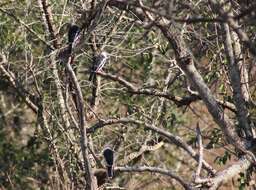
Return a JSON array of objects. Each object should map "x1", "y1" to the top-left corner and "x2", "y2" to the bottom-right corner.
[
  {"x1": 89, "y1": 51, "x2": 109, "y2": 81},
  {"x1": 103, "y1": 147, "x2": 114, "y2": 178},
  {"x1": 68, "y1": 24, "x2": 81, "y2": 53}
]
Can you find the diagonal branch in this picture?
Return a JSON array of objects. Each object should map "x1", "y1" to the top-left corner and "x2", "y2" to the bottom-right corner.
[
  {"x1": 37, "y1": 0, "x2": 59, "y2": 48},
  {"x1": 156, "y1": 22, "x2": 256, "y2": 163},
  {"x1": 0, "y1": 54, "x2": 38, "y2": 113},
  {"x1": 209, "y1": 157, "x2": 251, "y2": 190},
  {"x1": 97, "y1": 71, "x2": 236, "y2": 111}
]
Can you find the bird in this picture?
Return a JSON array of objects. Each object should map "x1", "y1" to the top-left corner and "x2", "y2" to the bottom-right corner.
[
  {"x1": 89, "y1": 51, "x2": 109, "y2": 81},
  {"x1": 102, "y1": 147, "x2": 114, "y2": 178},
  {"x1": 68, "y1": 24, "x2": 81, "y2": 53}
]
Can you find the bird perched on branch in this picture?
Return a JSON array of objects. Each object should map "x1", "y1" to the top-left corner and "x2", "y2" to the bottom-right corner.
[
  {"x1": 89, "y1": 51, "x2": 109, "y2": 81},
  {"x1": 57, "y1": 24, "x2": 80, "y2": 63},
  {"x1": 103, "y1": 147, "x2": 114, "y2": 178},
  {"x1": 68, "y1": 24, "x2": 81, "y2": 53}
]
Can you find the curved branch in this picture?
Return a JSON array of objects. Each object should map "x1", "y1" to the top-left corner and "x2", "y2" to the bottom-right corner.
[{"x1": 115, "y1": 166, "x2": 194, "y2": 190}]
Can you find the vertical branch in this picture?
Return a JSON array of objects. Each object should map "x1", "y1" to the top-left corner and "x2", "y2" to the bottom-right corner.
[
  {"x1": 49, "y1": 53, "x2": 71, "y2": 129},
  {"x1": 38, "y1": 0, "x2": 70, "y2": 129},
  {"x1": 209, "y1": 0, "x2": 256, "y2": 57},
  {"x1": 195, "y1": 125, "x2": 203, "y2": 180},
  {"x1": 65, "y1": 57, "x2": 95, "y2": 190},
  {"x1": 222, "y1": 23, "x2": 251, "y2": 138},
  {"x1": 37, "y1": 99, "x2": 68, "y2": 188},
  {"x1": 90, "y1": 76, "x2": 101, "y2": 112},
  {"x1": 231, "y1": 31, "x2": 250, "y2": 102},
  {"x1": 37, "y1": 0, "x2": 59, "y2": 48},
  {"x1": 194, "y1": 125, "x2": 210, "y2": 184}
]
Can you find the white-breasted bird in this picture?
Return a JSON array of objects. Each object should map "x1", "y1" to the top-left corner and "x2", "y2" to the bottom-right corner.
[{"x1": 89, "y1": 51, "x2": 109, "y2": 81}]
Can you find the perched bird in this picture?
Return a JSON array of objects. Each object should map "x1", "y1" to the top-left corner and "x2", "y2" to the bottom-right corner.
[
  {"x1": 103, "y1": 147, "x2": 114, "y2": 178},
  {"x1": 68, "y1": 24, "x2": 81, "y2": 53},
  {"x1": 89, "y1": 51, "x2": 109, "y2": 81}
]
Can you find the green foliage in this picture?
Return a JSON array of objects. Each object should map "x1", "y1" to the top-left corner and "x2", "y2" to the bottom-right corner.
[
  {"x1": 214, "y1": 151, "x2": 231, "y2": 166},
  {"x1": 164, "y1": 111, "x2": 185, "y2": 131},
  {"x1": 158, "y1": 43, "x2": 169, "y2": 55},
  {"x1": 237, "y1": 172, "x2": 250, "y2": 190},
  {"x1": 0, "y1": 129, "x2": 53, "y2": 189},
  {"x1": 206, "y1": 128, "x2": 222, "y2": 149}
]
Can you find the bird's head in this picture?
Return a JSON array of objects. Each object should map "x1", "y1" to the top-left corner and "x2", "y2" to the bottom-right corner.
[{"x1": 101, "y1": 51, "x2": 109, "y2": 59}]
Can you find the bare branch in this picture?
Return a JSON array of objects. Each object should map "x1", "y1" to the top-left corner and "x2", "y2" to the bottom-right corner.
[
  {"x1": 194, "y1": 126, "x2": 211, "y2": 185},
  {"x1": 87, "y1": 117, "x2": 216, "y2": 175},
  {"x1": 49, "y1": 53, "x2": 71, "y2": 129},
  {"x1": 209, "y1": 157, "x2": 251, "y2": 190},
  {"x1": 37, "y1": 0, "x2": 59, "y2": 48},
  {"x1": 209, "y1": 0, "x2": 256, "y2": 57},
  {"x1": 222, "y1": 22, "x2": 251, "y2": 138},
  {"x1": 65, "y1": 57, "x2": 95, "y2": 190},
  {"x1": 37, "y1": 100, "x2": 69, "y2": 186},
  {"x1": 195, "y1": 125, "x2": 203, "y2": 182},
  {"x1": 97, "y1": 71, "x2": 236, "y2": 111},
  {"x1": 0, "y1": 54, "x2": 38, "y2": 113},
  {"x1": 115, "y1": 166, "x2": 193, "y2": 190},
  {"x1": 156, "y1": 22, "x2": 256, "y2": 163}
]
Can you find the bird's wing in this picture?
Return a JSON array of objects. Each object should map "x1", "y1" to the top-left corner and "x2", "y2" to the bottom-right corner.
[{"x1": 95, "y1": 59, "x2": 106, "y2": 72}]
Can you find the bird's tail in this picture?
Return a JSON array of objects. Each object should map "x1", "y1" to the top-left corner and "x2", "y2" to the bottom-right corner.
[
  {"x1": 107, "y1": 165, "x2": 113, "y2": 178},
  {"x1": 89, "y1": 71, "x2": 95, "y2": 81},
  {"x1": 68, "y1": 43, "x2": 73, "y2": 55}
]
